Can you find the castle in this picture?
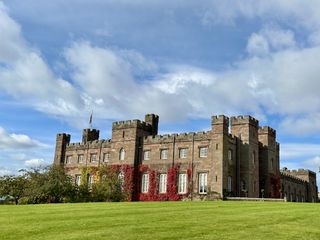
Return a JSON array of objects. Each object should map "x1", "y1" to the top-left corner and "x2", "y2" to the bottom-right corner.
[{"x1": 54, "y1": 114, "x2": 318, "y2": 202}]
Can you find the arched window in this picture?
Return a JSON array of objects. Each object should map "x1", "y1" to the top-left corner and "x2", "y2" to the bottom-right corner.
[{"x1": 119, "y1": 148, "x2": 125, "y2": 161}]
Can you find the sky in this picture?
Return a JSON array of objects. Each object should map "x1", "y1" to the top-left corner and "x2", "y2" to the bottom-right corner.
[{"x1": 0, "y1": 0, "x2": 319, "y2": 184}]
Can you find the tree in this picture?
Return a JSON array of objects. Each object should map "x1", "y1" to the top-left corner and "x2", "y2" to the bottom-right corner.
[
  {"x1": 0, "y1": 175, "x2": 27, "y2": 205},
  {"x1": 91, "y1": 166, "x2": 123, "y2": 202}
]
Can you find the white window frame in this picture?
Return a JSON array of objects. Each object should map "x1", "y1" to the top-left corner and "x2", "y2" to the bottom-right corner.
[
  {"x1": 65, "y1": 155, "x2": 72, "y2": 164},
  {"x1": 144, "y1": 150, "x2": 151, "y2": 161},
  {"x1": 159, "y1": 174, "x2": 167, "y2": 193},
  {"x1": 228, "y1": 149, "x2": 233, "y2": 162},
  {"x1": 179, "y1": 148, "x2": 188, "y2": 159},
  {"x1": 178, "y1": 173, "x2": 187, "y2": 194},
  {"x1": 199, "y1": 173, "x2": 208, "y2": 194},
  {"x1": 160, "y1": 149, "x2": 168, "y2": 160},
  {"x1": 77, "y1": 154, "x2": 84, "y2": 163},
  {"x1": 119, "y1": 148, "x2": 125, "y2": 161},
  {"x1": 252, "y1": 151, "x2": 256, "y2": 165},
  {"x1": 75, "y1": 175, "x2": 81, "y2": 186},
  {"x1": 199, "y1": 147, "x2": 208, "y2": 158},
  {"x1": 90, "y1": 153, "x2": 97, "y2": 162},
  {"x1": 118, "y1": 171, "x2": 124, "y2": 186},
  {"x1": 227, "y1": 176, "x2": 232, "y2": 192},
  {"x1": 88, "y1": 175, "x2": 94, "y2": 188},
  {"x1": 141, "y1": 173, "x2": 149, "y2": 193},
  {"x1": 103, "y1": 152, "x2": 111, "y2": 162}
]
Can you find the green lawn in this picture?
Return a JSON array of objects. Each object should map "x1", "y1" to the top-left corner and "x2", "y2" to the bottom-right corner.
[{"x1": 0, "y1": 201, "x2": 319, "y2": 240}]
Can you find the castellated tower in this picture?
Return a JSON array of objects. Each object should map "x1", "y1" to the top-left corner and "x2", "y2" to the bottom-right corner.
[
  {"x1": 144, "y1": 114, "x2": 159, "y2": 136},
  {"x1": 82, "y1": 129, "x2": 100, "y2": 144},
  {"x1": 111, "y1": 114, "x2": 159, "y2": 167},
  {"x1": 210, "y1": 115, "x2": 229, "y2": 196},
  {"x1": 54, "y1": 133, "x2": 70, "y2": 165},
  {"x1": 258, "y1": 126, "x2": 280, "y2": 198},
  {"x1": 230, "y1": 116, "x2": 259, "y2": 198}
]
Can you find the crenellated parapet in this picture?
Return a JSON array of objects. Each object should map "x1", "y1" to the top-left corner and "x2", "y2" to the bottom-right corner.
[
  {"x1": 66, "y1": 139, "x2": 112, "y2": 150},
  {"x1": 258, "y1": 126, "x2": 276, "y2": 137},
  {"x1": 230, "y1": 115, "x2": 259, "y2": 127},
  {"x1": 143, "y1": 131, "x2": 210, "y2": 144},
  {"x1": 281, "y1": 172, "x2": 308, "y2": 184},
  {"x1": 112, "y1": 119, "x2": 152, "y2": 131}
]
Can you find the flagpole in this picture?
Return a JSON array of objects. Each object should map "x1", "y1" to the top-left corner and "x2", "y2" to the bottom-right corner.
[{"x1": 89, "y1": 110, "x2": 93, "y2": 129}]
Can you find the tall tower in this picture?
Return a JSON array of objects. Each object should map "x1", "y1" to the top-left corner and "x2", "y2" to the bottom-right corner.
[
  {"x1": 211, "y1": 115, "x2": 229, "y2": 197},
  {"x1": 54, "y1": 133, "x2": 71, "y2": 165},
  {"x1": 258, "y1": 126, "x2": 280, "y2": 198},
  {"x1": 230, "y1": 116, "x2": 259, "y2": 197}
]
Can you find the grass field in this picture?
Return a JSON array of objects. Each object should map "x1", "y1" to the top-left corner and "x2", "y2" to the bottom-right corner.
[{"x1": 0, "y1": 201, "x2": 319, "y2": 240}]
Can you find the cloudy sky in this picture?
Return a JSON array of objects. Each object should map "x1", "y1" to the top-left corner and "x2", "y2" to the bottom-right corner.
[{"x1": 0, "y1": 0, "x2": 319, "y2": 183}]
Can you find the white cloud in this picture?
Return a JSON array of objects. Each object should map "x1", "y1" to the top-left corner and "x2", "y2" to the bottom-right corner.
[
  {"x1": 247, "y1": 25, "x2": 296, "y2": 56},
  {"x1": 0, "y1": 167, "x2": 12, "y2": 176},
  {"x1": 0, "y1": 4, "x2": 85, "y2": 120},
  {"x1": 280, "y1": 143, "x2": 320, "y2": 160},
  {"x1": 24, "y1": 158, "x2": 48, "y2": 169},
  {"x1": 0, "y1": 2, "x2": 320, "y2": 135},
  {"x1": 0, "y1": 127, "x2": 45, "y2": 149}
]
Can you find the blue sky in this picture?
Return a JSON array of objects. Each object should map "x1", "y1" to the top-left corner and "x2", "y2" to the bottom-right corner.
[{"x1": 0, "y1": 0, "x2": 320, "y2": 184}]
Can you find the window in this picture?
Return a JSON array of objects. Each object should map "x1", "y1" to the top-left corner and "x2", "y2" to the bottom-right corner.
[
  {"x1": 65, "y1": 155, "x2": 72, "y2": 164},
  {"x1": 119, "y1": 148, "x2": 125, "y2": 161},
  {"x1": 216, "y1": 144, "x2": 219, "y2": 150},
  {"x1": 118, "y1": 171, "x2": 124, "y2": 186},
  {"x1": 75, "y1": 175, "x2": 81, "y2": 186},
  {"x1": 77, "y1": 154, "x2": 84, "y2": 163},
  {"x1": 199, "y1": 147, "x2": 208, "y2": 158},
  {"x1": 228, "y1": 149, "x2": 233, "y2": 162},
  {"x1": 241, "y1": 180, "x2": 246, "y2": 191},
  {"x1": 227, "y1": 176, "x2": 232, "y2": 192},
  {"x1": 271, "y1": 158, "x2": 274, "y2": 170},
  {"x1": 252, "y1": 151, "x2": 256, "y2": 165},
  {"x1": 88, "y1": 175, "x2": 94, "y2": 188},
  {"x1": 160, "y1": 149, "x2": 168, "y2": 160},
  {"x1": 199, "y1": 173, "x2": 208, "y2": 194},
  {"x1": 179, "y1": 148, "x2": 188, "y2": 159},
  {"x1": 103, "y1": 152, "x2": 111, "y2": 162},
  {"x1": 144, "y1": 150, "x2": 150, "y2": 161},
  {"x1": 178, "y1": 173, "x2": 187, "y2": 194},
  {"x1": 159, "y1": 174, "x2": 167, "y2": 193},
  {"x1": 141, "y1": 173, "x2": 149, "y2": 193},
  {"x1": 90, "y1": 153, "x2": 97, "y2": 162},
  {"x1": 253, "y1": 181, "x2": 256, "y2": 193}
]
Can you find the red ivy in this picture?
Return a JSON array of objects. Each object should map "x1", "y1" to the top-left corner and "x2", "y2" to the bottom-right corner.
[{"x1": 138, "y1": 164, "x2": 192, "y2": 201}]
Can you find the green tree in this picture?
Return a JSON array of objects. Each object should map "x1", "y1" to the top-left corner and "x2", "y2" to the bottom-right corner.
[
  {"x1": 0, "y1": 175, "x2": 27, "y2": 205},
  {"x1": 91, "y1": 166, "x2": 123, "y2": 202}
]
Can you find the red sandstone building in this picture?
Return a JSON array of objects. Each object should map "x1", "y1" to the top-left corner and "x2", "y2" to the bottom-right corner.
[{"x1": 54, "y1": 114, "x2": 318, "y2": 202}]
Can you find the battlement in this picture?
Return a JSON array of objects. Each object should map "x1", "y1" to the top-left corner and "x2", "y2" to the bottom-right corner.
[
  {"x1": 230, "y1": 115, "x2": 259, "y2": 126},
  {"x1": 211, "y1": 115, "x2": 229, "y2": 125},
  {"x1": 66, "y1": 139, "x2": 112, "y2": 150},
  {"x1": 282, "y1": 168, "x2": 316, "y2": 176},
  {"x1": 57, "y1": 133, "x2": 71, "y2": 138},
  {"x1": 112, "y1": 119, "x2": 152, "y2": 131},
  {"x1": 143, "y1": 131, "x2": 210, "y2": 144},
  {"x1": 258, "y1": 126, "x2": 276, "y2": 137},
  {"x1": 280, "y1": 172, "x2": 307, "y2": 184}
]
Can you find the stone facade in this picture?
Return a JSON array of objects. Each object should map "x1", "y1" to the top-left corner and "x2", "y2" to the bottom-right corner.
[
  {"x1": 54, "y1": 113, "x2": 318, "y2": 202},
  {"x1": 281, "y1": 168, "x2": 318, "y2": 202}
]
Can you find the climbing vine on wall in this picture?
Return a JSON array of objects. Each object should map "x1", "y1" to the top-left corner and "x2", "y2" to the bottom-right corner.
[{"x1": 138, "y1": 164, "x2": 192, "y2": 201}]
